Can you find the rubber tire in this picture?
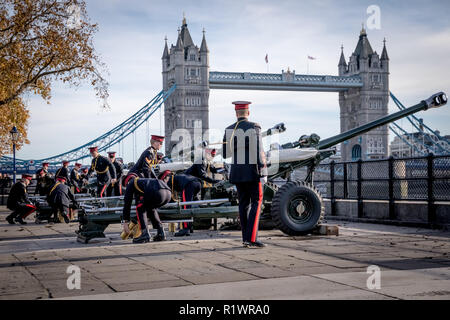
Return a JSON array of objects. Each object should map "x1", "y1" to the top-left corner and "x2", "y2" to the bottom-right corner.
[{"x1": 271, "y1": 181, "x2": 324, "y2": 236}]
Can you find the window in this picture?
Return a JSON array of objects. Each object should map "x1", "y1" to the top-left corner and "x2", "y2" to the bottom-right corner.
[
  {"x1": 351, "y1": 144, "x2": 361, "y2": 160},
  {"x1": 190, "y1": 69, "x2": 197, "y2": 77},
  {"x1": 193, "y1": 119, "x2": 202, "y2": 128},
  {"x1": 190, "y1": 54, "x2": 196, "y2": 61}
]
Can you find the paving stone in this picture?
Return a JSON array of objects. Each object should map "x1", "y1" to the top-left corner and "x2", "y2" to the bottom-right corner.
[{"x1": 110, "y1": 279, "x2": 191, "y2": 292}]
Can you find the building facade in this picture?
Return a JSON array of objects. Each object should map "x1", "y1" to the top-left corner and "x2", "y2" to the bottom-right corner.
[
  {"x1": 338, "y1": 27, "x2": 390, "y2": 161},
  {"x1": 162, "y1": 17, "x2": 210, "y2": 155}
]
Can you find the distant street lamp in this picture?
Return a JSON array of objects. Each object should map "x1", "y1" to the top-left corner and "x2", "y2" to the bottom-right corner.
[{"x1": 10, "y1": 126, "x2": 19, "y2": 183}]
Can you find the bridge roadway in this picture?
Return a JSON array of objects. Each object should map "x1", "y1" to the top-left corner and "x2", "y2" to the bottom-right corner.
[
  {"x1": 209, "y1": 71, "x2": 363, "y2": 92},
  {"x1": 0, "y1": 206, "x2": 449, "y2": 300}
]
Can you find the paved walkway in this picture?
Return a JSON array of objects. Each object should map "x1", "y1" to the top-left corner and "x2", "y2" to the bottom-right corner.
[{"x1": 0, "y1": 206, "x2": 449, "y2": 300}]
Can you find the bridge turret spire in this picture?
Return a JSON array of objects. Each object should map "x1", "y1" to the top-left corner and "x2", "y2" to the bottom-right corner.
[
  {"x1": 381, "y1": 38, "x2": 389, "y2": 60},
  {"x1": 200, "y1": 28, "x2": 209, "y2": 53},
  {"x1": 175, "y1": 31, "x2": 184, "y2": 51},
  {"x1": 339, "y1": 45, "x2": 347, "y2": 66},
  {"x1": 162, "y1": 36, "x2": 169, "y2": 59}
]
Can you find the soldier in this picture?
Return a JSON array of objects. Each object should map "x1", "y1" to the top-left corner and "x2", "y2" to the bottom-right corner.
[
  {"x1": 184, "y1": 148, "x2": 220, "y2": 187},
  {"x1": 47, "y1": 177, "x2": 78, "y2": 223},
  {"x1": 87, "y1": 147, "x2": 117, "y2": 198},
  {"x1": 70, "y1": 163, "x2": 83, "y2": 194},
  {"x1": 106, "y1": 151, "x2": 123, "y2": 196},
  {"x1": 35, "y1": 162, "x2": 53, "y2": 196},
  {"x1": 166, "y1": 172, "x2": 203, "y2": 237},
  {"x1": 121, "y1": 170, "x2": 172, "y2": 243},
  {"x1": 6, "y1": 174, "x2": 36, "y2": 225},
  {"x1": 124, "y1": 135, "x2": 164, "y2": 185},
  {"x1": 80, "y1": 167, "x2": 90, "y2": 193},
  {"x1": 222, "y1": 101, "x2": 267, "y2": 248},
  {"x1": 55, "y1": 161, "x2": 71, "y2": 186}
]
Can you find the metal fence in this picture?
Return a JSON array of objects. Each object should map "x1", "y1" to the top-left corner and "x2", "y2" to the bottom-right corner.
[{"x1": 313, "y1": 154, "x2": 450, "y2": 223}]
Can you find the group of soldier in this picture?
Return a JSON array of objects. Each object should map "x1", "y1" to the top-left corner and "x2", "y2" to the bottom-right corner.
[{"x1": 6, "y1": 100, "x2": 268, "y2": 248}]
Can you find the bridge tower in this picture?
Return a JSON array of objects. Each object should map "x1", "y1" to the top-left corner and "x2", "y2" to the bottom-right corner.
[
  {"x1": 338, "y1": 27, "x2": 390, "y2": 161},
  {"x1": 162, "y1": 17, "x2": 210, "y2": 155}
]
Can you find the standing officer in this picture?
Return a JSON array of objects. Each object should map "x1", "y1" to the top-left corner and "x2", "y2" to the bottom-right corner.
[
  {"x1": 121, "y1": 170, "x2": 172, "y2": 243},
  {"x1": 55, "y1": 161, "x2": 71, "y2": 186},
  {"x1": 106, "y1": 151, "x2": 123, "y2": 196},
  {"x1": 47, "y1": 176, "x2": 78, "y2": 223},
  {"x1": 222, "y1": 101, "x2": 267, "y2": 248},
  {"x1": 6, "y1": 174, "x2": 36, "y2": 225},
  {"x1": 166, "y1": 172, "x2": 203, "y2": 237},
  {"x1": 35, "y1": 162, "x2": 53, "y2": 196},
  {"x1": 124, "y1": 135, "x2": 164, "y2": 185},
  {"x1": 70, "y1": 163, "x2": 83, "y2": 194},
  {"x1": 87, "y1": 146, "x2": 117, "y2": 198}
]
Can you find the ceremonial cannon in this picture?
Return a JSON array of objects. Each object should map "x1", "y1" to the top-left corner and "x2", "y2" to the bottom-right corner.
[{"x1": 75, "y1": 92, "x2": 447, "y2": 243}]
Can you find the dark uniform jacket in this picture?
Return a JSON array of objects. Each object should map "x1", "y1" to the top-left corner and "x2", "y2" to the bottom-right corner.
[
  {"x1": 184, "y1": 161, "x2": 218, "y2": 184},
  {"x1": 47, "y1": 181, "x2": 76, "y2": 207},
  {"x1": 112, "y1": 161, "x2": 123, "y2": 180},
  {"x1": 168, "y1": 173, "x2": 199, "y2": 192},
  {"x1": 55, "y1": 167, "x2": 71, "y2": 185},
  {"x1": 7, "y1": 182, "x2": 31, "y2": 210},
  {"x1": 222, "y1": 117, "x2": 267, "y2": 183},
  {"x1": 129, "y1": 147, "x2": 158, "y2": 178},
  {"x1": 35, "y1": 168, "x2": 54, "y2": 195},
  {"x1": 70, "y1": 168, "x2": 82, "y2": 190},
  {"x1": 122, "y1": 178, "x2": 171, "y2": 221},
  {"x1": 88, "y1": 155, "x2": 117, "y2": 185}
]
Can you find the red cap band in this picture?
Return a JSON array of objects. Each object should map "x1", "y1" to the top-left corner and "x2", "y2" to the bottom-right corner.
[
  {"x1": 232, "y1": 101, "x2": 251, "y2": 110},
  {"x1": 151, "y1": 135, "x2": 165, "y2": 143}
]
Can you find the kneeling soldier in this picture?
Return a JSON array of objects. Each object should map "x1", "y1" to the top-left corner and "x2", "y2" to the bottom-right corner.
[
  {"x1": 47, "y1": 177, "x2": 78, "y2": 223},
  {"x1": 6, "y1": 174, "x2": 36, "y2": 225},
  {"x1": 122, "y1": 170, "x2": 172, "y2": 243},
  {"x1": 166, "y1": 172, "x2": 202, "y2": 237}
]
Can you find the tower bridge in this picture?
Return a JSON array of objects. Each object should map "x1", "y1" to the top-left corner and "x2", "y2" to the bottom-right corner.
[{"x1": 163, "y1": 19, "x2": 390, "y2": 161}]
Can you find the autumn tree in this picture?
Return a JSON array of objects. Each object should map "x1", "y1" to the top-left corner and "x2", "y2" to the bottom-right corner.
[{"x1": 0, "y1": 0, "x2": 109, "y2": 156}]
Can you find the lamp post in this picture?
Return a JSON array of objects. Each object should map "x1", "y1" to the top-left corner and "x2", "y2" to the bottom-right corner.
[{"x1": 10, "y1": 126, "x2": 19, "y2": 183}]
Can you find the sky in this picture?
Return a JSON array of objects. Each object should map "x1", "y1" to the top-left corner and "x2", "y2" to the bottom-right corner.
[{"x1": 12, "y1": 0, "x2": 450, "y2": 164}]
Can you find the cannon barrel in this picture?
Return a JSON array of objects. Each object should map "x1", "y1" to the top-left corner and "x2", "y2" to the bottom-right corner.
[{"x1": 318, "y1": 92, "x2": 447, "y2": 150}]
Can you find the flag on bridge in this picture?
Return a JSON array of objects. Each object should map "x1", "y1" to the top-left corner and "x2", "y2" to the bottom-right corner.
[
  {"x1": 265, "y1": 54, "x2": 268, "y2": 63},
  {"x1": 307, "y1": 55, "x2": 316, "y2": 60}
]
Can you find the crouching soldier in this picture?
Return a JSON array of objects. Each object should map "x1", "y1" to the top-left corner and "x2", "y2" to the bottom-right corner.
[
  {"x1": 47, "y1": 177, "x2": 78, "y2": 223},
  {"x1": 166, "y1": 172, "x2": 202, "y2": 237},
  {"x1": 6, "y1": 174, "x2": 36, "y2": 225},
  {"x1": 122, "y1": 170, "x2": 172, "y2": 243}
]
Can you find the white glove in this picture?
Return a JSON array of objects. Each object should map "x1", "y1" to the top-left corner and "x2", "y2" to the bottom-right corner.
[{"x1": 260, "y1": 176, "x2": 267, "y2": 184}]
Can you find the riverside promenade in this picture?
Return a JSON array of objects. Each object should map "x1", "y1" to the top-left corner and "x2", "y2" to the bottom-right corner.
[{"x1": 0, "y1": 206, "x2": 449, "y2": 300}]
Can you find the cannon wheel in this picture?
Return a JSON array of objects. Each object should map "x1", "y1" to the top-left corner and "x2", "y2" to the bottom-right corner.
[{"x1": 271, "y1": 181, "x2": 324, "y2": 236}]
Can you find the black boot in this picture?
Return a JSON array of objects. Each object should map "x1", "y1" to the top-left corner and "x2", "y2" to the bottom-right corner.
[
  {"x1": 174, "y1": 228, "x2": 190, "y2": 237},
  {"x1": 60, "y1": 212, "x2": 70, "y2": 224},
  {"x1": 133, "y1": 228, "x2": 150, "y2": 244},
  {"x1": 14, "y1": 217, "x2": 27, "y2": 225},
  {"x1": 153, "y1": 225, "x2": 166, "y2": 242},
  {"x1": 6, "y1": 214, "x2": 15, "y2": 225}
]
